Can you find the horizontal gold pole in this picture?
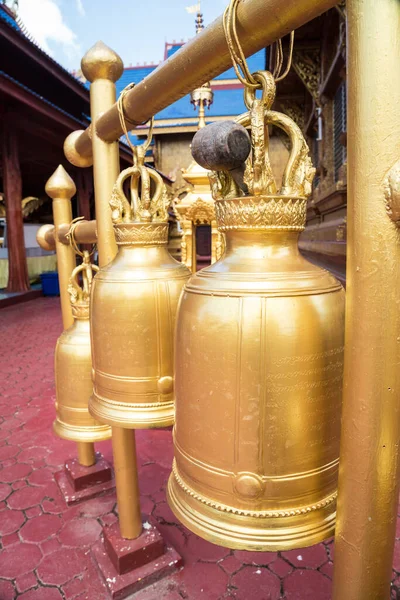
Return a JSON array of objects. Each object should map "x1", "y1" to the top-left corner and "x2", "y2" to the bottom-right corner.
[
  {"x1": 37, "y1": 220, "x2": 97, "y2": 251},
  {"x1": 67, "y1": 0, "x2": 337, "y2": 162}
]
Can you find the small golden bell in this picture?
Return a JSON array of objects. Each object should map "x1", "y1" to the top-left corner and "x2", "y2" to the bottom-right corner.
[
  {"x1": 54, "y1": 252, "x2": 110, "y2": 443},
  {"x1": 89, "y1": 151, "x2": 191, "y2": 428}
]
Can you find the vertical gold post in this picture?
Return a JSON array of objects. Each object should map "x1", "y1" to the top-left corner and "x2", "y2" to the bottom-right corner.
[
  {"x1": 79, "y1": 42, "x2": 143, "y2": 539},
  {"x1": 45, "y1": 166, "x2": 96, "y2": 467},
  {"x1": 45, "y1": 166, "x2": 76, "y2": 330},
  {"x1": 81, "y1": 41, "x2": 121, "y2": 267},
  {"x1": 77, "y1": 441, "x2": 96, "y2": 467},
  {"x1": 332, "y1": 0, "x2": 400, "y2": 598},
  {"x1": 112, "y1": 428, "x2": 142, "y2": 539}
]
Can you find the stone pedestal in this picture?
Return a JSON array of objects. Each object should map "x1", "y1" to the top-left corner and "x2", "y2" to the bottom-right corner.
[
  {"x1": 92, "y1": 519, "x2": 182, "y2": 600},
  {"x1": 55, "y1": 452, "x2": 115, "y2": 505}
]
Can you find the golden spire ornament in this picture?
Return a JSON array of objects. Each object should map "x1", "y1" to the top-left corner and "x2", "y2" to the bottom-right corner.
[
  {"x1": 89, "y1": 120, "x2": 191, "y2": 429},
  {"x1": 167, "y1": 65, "x2": 345, "y2": 550}
]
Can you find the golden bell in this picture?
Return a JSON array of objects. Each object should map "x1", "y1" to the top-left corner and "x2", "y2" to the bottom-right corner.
[
  {"x1": 168, "y1": 72, "x2": 345, "y2": 551},
  {"x1": 89, "y1": 148, "x2": 191, "y2": 428},
  {"x1": 54, "y1": 253, "x2": 111, "y2": 442}
]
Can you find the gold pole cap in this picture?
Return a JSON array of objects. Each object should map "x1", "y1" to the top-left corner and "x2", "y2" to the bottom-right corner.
[
  {"x1": 45, "y1": 165, "x2": 77, "y2": 200},
  {"x1": 36, "y1": 224, "x2": 55, "y2": 251},
  {"x1": 81, "y1": 41, "x2": 124, "y2": 83},
  {"x1": 64, "y1": 131, "x2": 93, "y2": 168}
]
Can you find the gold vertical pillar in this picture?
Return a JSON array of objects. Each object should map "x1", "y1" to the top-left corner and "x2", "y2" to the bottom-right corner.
[
  {"x1": 211, "y1": 220, "x2": 219, "y2": 264},
  {"x1": 332, "y1": 0, "x2": 400, "y2": 598},
  {"x1": 81, "y1": 41, "x2": 120, "y2": 266},
  {"x1": 80, "y1": 42, "x2": 142, "y2": 540},
  {"x1": 45, "y1": 165, "x2": 96, "y2": 467},
  {"x1": 45, "y1": 166, "x2": 76, "y2": 330}
]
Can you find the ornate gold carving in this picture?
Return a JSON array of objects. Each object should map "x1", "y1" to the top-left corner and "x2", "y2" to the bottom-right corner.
[
  {"x1": 113, "y1": 222, "x2": 169, "y2": 246},
  {"x1": 207, "y1": 73, "x2": 314, "y2": 232},
  {"x1": 236, "y1": 108, "x2": 315, "y2": 200},
  {"x1": 384, "y1": 159, "x2": 400, "y2": 225},
  {"x1": 172, "y1": 461, "x2": 337, "y2": 518},
  {"x1": 279, "y1": 100, "x2": 305, "y2": 132},
  {"x1": 292, "y1": 49, "x2": 321, "y2": 101},
  {"x1": 68, "y1": 252, "x2": 98, "y2": 319},
  {"x1": 110, "y1": 145, "x2": 169, "y2": 225},
  {"x1": 208, "y1": 170, "x2": 241, "y2": 201},
  {"x1": 185, "y1": 198, "x2": 215, "y2": 224},
  {"x1": 215, "y1": 196, "x2": 307, "y2": 231},
  {"x1": 336, "y1": 217, "x2": 347, "y2": 241}
]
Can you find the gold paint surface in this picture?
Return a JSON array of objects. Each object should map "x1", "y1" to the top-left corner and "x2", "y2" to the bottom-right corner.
[
  {"x1": 45, "y1": 166, "x2": 76, "y2": 331},
  {"x1": 54, "y1": 258, "x2": 111, "y2": 444},
  {"x1": 168, "y1": 225, "x2": 344, "y2": 550},
  {"x1": 69, "y1": 0, "x2": 338, "y2": 159},
  {"x1": 90, "y1": 224, "x2": 190, "y2": 428},
  {"x1": 168, "y1": 76, "x2": 345, "y2": 550},
  {"x1": 54, "y1": 318, "x2": 110, "y2": 443},
  {"x1": 333, "y1": 0, "x2": 400, "y2": 597}
]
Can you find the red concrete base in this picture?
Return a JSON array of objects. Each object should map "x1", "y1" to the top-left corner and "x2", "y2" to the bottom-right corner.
[
  {"x1": 55, "y1": 452, "x2": 115, "y2": 506},
  {"x1": 92, "y1": 520, "x2": 183, "y2": 600}
]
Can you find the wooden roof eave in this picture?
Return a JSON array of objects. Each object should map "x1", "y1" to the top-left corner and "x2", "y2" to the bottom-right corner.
[
  {"x1": 0, "y1": 18, "x2": 89, "y2": 104},
  {"x1": 0, "y1": 72, "x2": 88, "y2": 131}
]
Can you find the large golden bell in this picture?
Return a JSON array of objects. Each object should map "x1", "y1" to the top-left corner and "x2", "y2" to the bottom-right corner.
[
  {"x1": 167, "y1": 73, "x2": 345, "y2": 551},
  {"x1": 89, "y1": 154, "x2": 191, "y2": 429},
  {"x1": 54, "y1": 255, "x2": 111, "y2": 442}
]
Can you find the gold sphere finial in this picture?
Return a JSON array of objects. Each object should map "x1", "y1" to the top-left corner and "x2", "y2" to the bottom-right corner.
[
  {"x1": 64, "y1": 130, "x2": 93, "y2": 168},
  {"x1": 45, "y1": 165, "x2": 76, "y2": 200},
  {"x1": 81, "y1": 41, "x2": 124, "y2": 83}
]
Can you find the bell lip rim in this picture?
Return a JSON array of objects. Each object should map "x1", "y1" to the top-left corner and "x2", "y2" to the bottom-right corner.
[
  {"x1": 166, "y1": 474, "x2": 336, "y2": 551},
  {"x1": 53, "y1": 420, "x2": 112, "y2": 442},
  {"x1": 89, "y1": 394, "x2": 175, "y2": 429}
]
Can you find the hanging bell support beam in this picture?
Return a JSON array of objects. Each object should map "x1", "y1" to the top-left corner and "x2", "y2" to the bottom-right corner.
[
  {"x1": 44, "y1": 166, "x2": 96, "y2": 469},
  {"x1": 64, "y1": 0, "x2": 338, "y2": 165},
  {"x1": 77, "y1": 43, "x2": 143, "y2": 540},
  {"x1": 332, "y1": 0, "x2": 400, "y2": 597},
  {"x1": 37, "y1": 220, "x2": 98, "y2": 251}
]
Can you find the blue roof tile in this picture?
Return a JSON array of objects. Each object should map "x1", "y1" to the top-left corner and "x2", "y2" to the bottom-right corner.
[
  {"x1": 0, "y1": 5, "x2": 20, "y2": 30},
  {"x1": 115, "y1": 47, "x2": 266, "y2": 125}
]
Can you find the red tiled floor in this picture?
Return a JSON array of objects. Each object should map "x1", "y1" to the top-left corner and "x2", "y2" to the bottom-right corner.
[
  {"x1": 0, "y1": 296, "x2": 400, "y2": 600},
  {"x1": 231, "y1": 566, "x2": 281, "y2": 599}
]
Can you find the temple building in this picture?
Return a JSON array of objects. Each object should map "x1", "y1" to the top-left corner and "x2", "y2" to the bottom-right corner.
[
  {"x1": 0, "y1": 1, "x2": 134, "y2": 297},
  {"x1": 0, "y1": 1, "x2": 347, "y2": 296}
]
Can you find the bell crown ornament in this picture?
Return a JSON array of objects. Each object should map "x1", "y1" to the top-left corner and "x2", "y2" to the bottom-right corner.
[
  {"x1": 67, "y1": 250, "x2": 99, "y2": 320},
  {"x1": 89, "y1": 124, "x2": 191, "y2": 429},
  {"x1": 192, "y1": 71, "x2": 316, "y2": 232},
  {"x1": 109, "y1": 145, "x2": 170, "y2": 246}
]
